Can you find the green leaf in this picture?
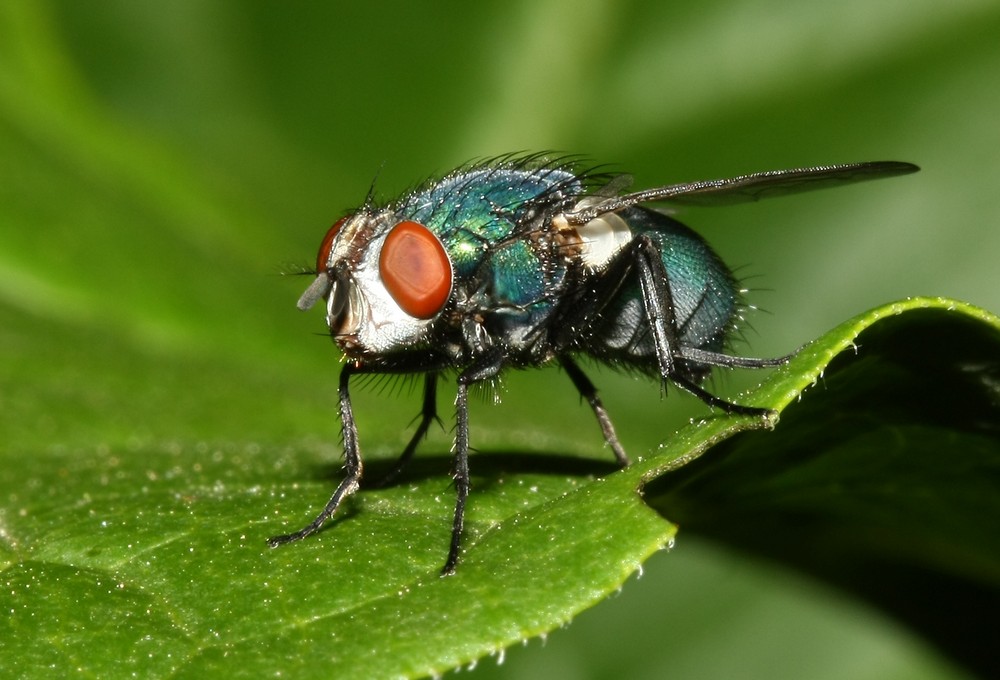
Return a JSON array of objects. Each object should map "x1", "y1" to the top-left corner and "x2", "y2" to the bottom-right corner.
[
  {"x1": 2, "y1": 2, "x2": 999, "y2": 678},
  {"x1": 1, "y1": 299, "x2": 675, "y2": 678}
]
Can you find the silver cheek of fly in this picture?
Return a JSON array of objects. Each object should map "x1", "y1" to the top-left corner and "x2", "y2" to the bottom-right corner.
[
  {"x1": 554, "y1": 206, "x2": 633, "y2": 271},
  {"x1": 328, "y1": 230, "x2": 437, "y2": 355}
]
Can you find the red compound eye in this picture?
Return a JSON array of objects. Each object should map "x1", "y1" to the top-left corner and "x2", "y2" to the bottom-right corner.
[
  {"x1": 315, "y1": 217, "x2": 347, "y2": 273},
  {"x1": 379, "y1": 221, "x2": 452, "y2": 319}
]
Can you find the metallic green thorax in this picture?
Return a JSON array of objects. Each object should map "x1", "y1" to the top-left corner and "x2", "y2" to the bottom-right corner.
[
  {"x1": 392, "y1": 162, "x2": 587, "y2": 360},
  {"x1": 398, "y1": 163, "x2": 580, "y2": 277}
]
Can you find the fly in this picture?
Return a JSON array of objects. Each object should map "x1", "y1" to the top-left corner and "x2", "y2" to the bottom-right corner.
[{"x1": 268, "y1": 154, "x2": 919, "y2": 574}]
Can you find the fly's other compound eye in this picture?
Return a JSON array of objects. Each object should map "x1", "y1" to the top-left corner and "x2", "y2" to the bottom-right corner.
[
  {"x1": 315, "y1": 217, "x2": 348, "y2": 273},
  {"x1": 379, "y1": 220, "x2": 452, "y2": 319}
]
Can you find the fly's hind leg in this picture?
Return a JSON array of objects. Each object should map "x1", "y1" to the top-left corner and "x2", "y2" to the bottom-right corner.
[{"x1": 631, "y1": 233, "x2": 784, "y2": 418}]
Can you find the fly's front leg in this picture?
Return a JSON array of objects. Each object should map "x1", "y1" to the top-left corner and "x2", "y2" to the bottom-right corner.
[
  {"x1": 633, "y1": 234, "x2": 772, "y2": 418},
  {"x1": 267, "y1": 362, "x2": 363, "y2": 547},
  {"x1": 443, "y1": 380, "x2": 471, "y2": 576},
  {"x1": 559, "y1": 355, "x2": 630, "y2": 466}
]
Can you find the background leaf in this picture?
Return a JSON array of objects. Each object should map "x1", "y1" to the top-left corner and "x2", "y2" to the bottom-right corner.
[
  {"x1": 648, "y1": 300, "x2": 1000, "y2": 679},
  {"x1": 2, "y1": 1, "x2": 998, "y2": 678}
]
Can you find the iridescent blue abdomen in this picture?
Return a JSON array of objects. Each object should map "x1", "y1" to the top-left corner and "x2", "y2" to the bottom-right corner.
[
  {"x1": 565, "y1": 206, "x2": 739, "y2": 381},
  {"x1": 629, "y1": 206, "x2": 738, "y2": 351}
]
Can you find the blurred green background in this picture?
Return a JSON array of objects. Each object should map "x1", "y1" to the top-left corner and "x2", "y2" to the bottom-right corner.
[{"x1": 1, "y1": 0, "x2": 996, "y2": 677}]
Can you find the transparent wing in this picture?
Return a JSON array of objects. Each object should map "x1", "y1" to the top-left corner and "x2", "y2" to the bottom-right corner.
[{"x1": 567, "y1": 161, "x2": 919, "y2": 223}]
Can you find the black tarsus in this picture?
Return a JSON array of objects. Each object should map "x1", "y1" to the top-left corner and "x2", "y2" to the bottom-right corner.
[{"x1": 267, "y1": 362, "x2": 363, "y2": 548}]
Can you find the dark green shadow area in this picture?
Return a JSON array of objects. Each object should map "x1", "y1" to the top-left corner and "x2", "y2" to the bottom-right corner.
[{"x1": 647, "y1": 308, "x2": 1000, "y2": 679}]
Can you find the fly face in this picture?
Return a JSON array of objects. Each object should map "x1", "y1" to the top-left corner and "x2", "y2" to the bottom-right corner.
[
  {"x1": 298, "y1": 212, "x2": 454, "y2": 356},
  {"x1": 270, "y1": 154, "x2": 919, "y2": 575}
]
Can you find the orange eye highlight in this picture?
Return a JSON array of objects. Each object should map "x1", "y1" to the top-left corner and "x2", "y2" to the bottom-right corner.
[
  {"x1": 379, "y1": 221, "x2": 452, "y2": 319},
  {"x1": 315, "y1": 217, "x2": 347, "y2": 273}
]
